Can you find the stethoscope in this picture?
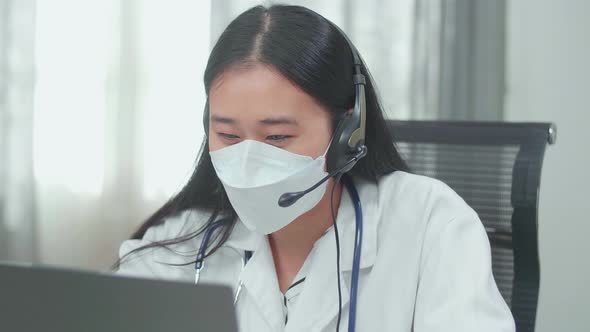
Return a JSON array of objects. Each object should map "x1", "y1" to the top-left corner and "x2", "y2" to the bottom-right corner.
[
  {"x1": 194, "y1": 220, "x2": 253, "y2": 305},
  {"x1": 193, "y1": 175, "x2": 363, "y2": 331}
]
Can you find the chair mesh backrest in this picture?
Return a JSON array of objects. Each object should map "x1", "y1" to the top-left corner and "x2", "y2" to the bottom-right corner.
[{"x1": 387, "y1": 121, "x2": 554, "y2": 332}]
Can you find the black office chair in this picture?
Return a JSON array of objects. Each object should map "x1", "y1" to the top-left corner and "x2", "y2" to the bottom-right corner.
[{"x1": 387, "y1": 120, "x2": 555, "y2": 332}]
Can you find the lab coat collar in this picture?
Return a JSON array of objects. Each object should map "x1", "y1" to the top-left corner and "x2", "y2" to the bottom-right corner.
[
  {"x1": 223, "y1": 218, "x2": 264, "y2": 252},
  {"x1": 238, "y1": 237, "x2": 286, "y2": 331}
]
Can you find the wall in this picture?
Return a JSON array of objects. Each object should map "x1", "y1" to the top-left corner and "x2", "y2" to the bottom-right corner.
[{"x1": 504, "y1": 1, "x2": 590, "y2": 331}]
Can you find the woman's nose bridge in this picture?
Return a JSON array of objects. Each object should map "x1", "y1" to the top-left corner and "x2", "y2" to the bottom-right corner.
[{"x1": 239, "y1": 124, "x2": 268, "y2": 143}]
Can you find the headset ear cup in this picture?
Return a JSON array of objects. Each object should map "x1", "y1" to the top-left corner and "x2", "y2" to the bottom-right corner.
[
  {"x1": 327, "y1": 113, "x2": 355, "y2": 174},
  {"x1": 327, "y1": 119, "x2": 344, "y2": 173}
]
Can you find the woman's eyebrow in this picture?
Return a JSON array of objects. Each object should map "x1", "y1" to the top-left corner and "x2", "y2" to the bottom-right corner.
[
  {"x1": 211, "y1": 115, "x2": 235, "y2": 124},
  {"x1": 259, "y1": 116, "x2": 299, "y2": 126}
]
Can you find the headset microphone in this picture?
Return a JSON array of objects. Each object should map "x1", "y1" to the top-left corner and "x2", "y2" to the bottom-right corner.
[{"x1": 278, "y1": 145, "x2": 367, "y2": 207}]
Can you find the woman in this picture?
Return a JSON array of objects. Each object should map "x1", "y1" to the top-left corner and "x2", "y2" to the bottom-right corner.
[{"x1": 117, "y1": 5, "x2": 515, "y2": 332}]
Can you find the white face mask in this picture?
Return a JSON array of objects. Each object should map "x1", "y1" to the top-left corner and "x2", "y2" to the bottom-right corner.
[{"x1": 210, "y1": 139, "x2": 329, "y2": 234}]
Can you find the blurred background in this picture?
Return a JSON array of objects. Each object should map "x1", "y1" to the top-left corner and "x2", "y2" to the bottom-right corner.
[{"x1": 0, "y1": 0, "x2": 588, "y2": 330}]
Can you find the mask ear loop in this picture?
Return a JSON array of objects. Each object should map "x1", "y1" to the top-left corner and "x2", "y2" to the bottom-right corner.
[{"x1": 320, "y1": 133, "x2": 337, "y2": 159}]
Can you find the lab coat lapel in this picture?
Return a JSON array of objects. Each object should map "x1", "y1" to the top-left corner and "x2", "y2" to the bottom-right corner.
[
  {"x1": 285, "y1": 228, "x2": 351, "y2": 332},
  {"x1": 287, "y1": 177, "x2": 379, "y2": 331},
  {"x1": 239, "y1": 236, "x2": 285, "y2": 331}
]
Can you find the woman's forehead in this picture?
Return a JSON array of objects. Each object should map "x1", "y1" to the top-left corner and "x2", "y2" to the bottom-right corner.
[{"x1": 208, "y1": 63, "x2": 327, "y2": 121}]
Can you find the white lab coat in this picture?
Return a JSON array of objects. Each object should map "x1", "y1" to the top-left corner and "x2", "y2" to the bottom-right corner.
[{"x1": 117, "y1": 171, "x2": 515, "y2": 332}]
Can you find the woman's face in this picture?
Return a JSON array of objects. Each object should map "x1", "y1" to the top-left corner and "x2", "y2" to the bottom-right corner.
[{"x1": 208, "y1": 63, "x2": 333, "y2": 158}]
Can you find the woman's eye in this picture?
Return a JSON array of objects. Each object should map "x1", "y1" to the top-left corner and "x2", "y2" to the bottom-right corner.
[
  {"x1": 266, "y1": 135, "x2": 291, "y2": 142},
  {"x1": 218, "y1": 133, "x2": 240, "y2": 140}
]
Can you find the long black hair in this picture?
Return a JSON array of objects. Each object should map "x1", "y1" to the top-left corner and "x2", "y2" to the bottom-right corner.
[{"x1": 116, "y1": 4, "x2": 408, "y2": 268}]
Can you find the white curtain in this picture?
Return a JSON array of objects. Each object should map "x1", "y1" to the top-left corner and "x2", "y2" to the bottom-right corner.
[
  {"x1": 0, "y1": 0, "x2": 212, "y2": 270},
  {"x1": 1, "y1": 0, "x2": 422, "y2": 270},
  {"x1": 411, "y1": 0, "x2": 506, "y2": 121},
  {"x1": 0, "y1": 0, "x2": 38, "y2": 263}
]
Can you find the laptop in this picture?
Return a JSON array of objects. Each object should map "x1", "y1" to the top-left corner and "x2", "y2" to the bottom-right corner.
[{"x1": 0, "y1": 263, "x2": 238, "y2": 332}]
